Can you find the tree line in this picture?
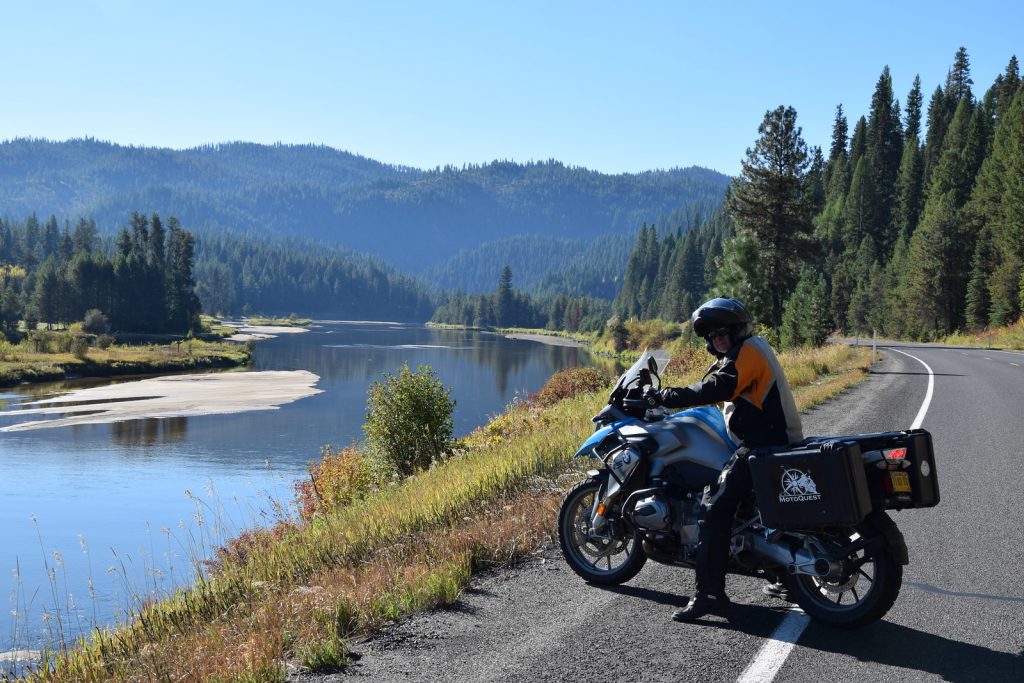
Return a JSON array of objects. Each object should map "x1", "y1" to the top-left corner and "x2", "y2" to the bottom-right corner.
[
  {"x1": 431, "y1": 264, "x2": 612, "y2": 332},
  {"x1": 0, "y1": 140, "x2": 730, "y2": 274},
  {"x1": 614, "y1": 48, "x2": 1023, "y2": 344},
  {"x1": 0, "y1": 212, "x2": 200, "y2": 335},
  {"x1": 193, "y1": 231, "x2": 437, "y2": 321}
]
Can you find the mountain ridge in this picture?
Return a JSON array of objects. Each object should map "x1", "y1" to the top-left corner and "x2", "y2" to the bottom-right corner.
[{"x1": 0, "y1": 138, "x2": 731, "y2": 273}]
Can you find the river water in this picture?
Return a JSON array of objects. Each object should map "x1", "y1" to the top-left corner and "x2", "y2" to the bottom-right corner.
[{"x1": 0, "y1": 321, "x2": 595, "y2": 654}]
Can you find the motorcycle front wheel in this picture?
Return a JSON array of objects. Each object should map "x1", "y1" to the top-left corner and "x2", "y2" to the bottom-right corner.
[
  {"x1": 786, "y1": 518, "x2": 903, "y2": 628},
  {"x1": 558, "y1": 477, "x2": 647, "y2": 585}
]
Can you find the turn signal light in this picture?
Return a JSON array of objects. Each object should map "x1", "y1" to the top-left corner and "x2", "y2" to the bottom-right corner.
[{"x1": 596, "y1": 503, "x2": 607, "y2": 516}]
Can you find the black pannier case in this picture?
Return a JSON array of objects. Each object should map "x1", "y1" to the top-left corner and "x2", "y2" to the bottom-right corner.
[
  {"x1": 749, "y1": 440, "x2": 872, "y2": 529},
  {"x1": 823, "y1": 429, "x2": 940, "y2": 510}
]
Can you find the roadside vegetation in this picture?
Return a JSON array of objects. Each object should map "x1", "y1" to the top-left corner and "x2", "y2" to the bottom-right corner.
[
  {"x1": 19, "y1": 342, "x2": 870, "y2": 681},
  {"x1": 940, "y1": 318, "x2": 1024, "y2": 350}
]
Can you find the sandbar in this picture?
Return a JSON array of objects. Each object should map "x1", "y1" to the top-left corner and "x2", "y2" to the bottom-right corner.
[
  {"x1": 504, "y1": 333, "x2": 586, "y2": 348},
  {"x1": 225, "y1": 324, "x2": 310, "y2": 342},
  {"x1": 0, "y1": 370, "x2": 322, "y2": 432}
]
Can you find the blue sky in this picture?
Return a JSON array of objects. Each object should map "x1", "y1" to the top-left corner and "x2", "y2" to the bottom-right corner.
[{"x1": 1, "y1": 1, "x2": 1020, "y2": 176}]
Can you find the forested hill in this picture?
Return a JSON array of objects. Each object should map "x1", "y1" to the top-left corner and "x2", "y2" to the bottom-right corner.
[{"x1": 0, "y1": 139, "x2": 730, "y2": 272}]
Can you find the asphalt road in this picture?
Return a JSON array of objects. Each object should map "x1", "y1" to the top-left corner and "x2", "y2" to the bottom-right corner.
[{"x1": 295, "y1": 343, "x2": 1024, "y2": 682}]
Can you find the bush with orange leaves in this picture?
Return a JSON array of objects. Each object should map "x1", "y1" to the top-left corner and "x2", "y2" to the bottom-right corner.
[
  {"x1": 529, "y1": 366, "x2": 610, "y2": 407},
  {"x1": 664, "y1": 346, "x2": 712, "y2": 380},
  {"x1": 295, "y1": 444, "x2": 375, "y2": 520}
]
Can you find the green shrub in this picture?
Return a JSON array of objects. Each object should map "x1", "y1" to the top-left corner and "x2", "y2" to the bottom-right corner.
[
  {"x1": 82, "y1": 308, "x2": 110, "y2": 334},
  {"x1": 71, "y1": 335, "x2": 90, "y2": 359},
  {"x1": 531, "y1": 367, "x2": 609, "y2": 407},
  {"x1": 364, "y1": 363, "x2": 456, "y2": 477},
  {"x1": 96, "y1": 333, "x2": 115, "y2": 349},
  {"x1": 295, "y1": 445, "x2": 375, "y2": 520}
]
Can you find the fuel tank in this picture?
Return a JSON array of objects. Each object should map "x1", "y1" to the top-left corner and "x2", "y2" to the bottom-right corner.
[{"x1": 635, "y1": 406, "x2": 737, "y2": 487}]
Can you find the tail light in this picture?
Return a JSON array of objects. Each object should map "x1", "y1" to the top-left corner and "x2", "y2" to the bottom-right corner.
[{"x1": 878, "y1": 447, "x2": 910, "y2": 471}]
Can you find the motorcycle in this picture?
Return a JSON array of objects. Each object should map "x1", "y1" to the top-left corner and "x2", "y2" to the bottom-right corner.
[{"x1": 558, "y1": 350, "x2": 940, "y2": 627}]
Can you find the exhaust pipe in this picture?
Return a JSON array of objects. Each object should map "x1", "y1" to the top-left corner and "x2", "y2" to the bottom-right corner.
[{"x1": 746, "y1": 533, "x2": 840, "y2": 578}]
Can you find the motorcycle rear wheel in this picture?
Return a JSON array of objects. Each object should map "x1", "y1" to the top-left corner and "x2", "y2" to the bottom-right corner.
[
  {"x1": 786, "y1": 521, "x2": 903, "y2": 628},
  {"x1": 558, "y1": 478, "x2": 647, "y2": 585}
]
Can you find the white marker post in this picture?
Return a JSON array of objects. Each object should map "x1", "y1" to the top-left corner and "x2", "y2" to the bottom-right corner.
[{"x1": 872, "y1": 329, "x2": 877, "y2": 369}]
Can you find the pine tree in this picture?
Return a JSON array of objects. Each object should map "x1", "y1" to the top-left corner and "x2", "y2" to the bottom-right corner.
[
  {"x1": 829, "y1": 104, "x2": 849, "y2": 161},
  {"x1": 996, "y1": 55, "x2": 1020, "y2": 121},
  {"x1": 923, "y1": 86, "x2": 953, "y2": 188},
  {"x1": 965, "y1": 226, "x2": 995, "y2": 329},
  {"x1": 849, "y1": 116, "x2": 868, "y2": 171},
  {"x1": 905, "y1": 75, "x2": 924, "y2": 140},
  {"x1": 866, "y1": 66, "x2": 904, "y2": 251},
  {"x1": 825, "y1": 105, "x2": 851, "y2": 201},
  {"x1": 30, "y1": 257, "x2": 60, "y2": 327},
  {"x1": 780, "y1": 268, "x2": 832, "y2": 348},
  {"x1": 725, "y1": 105, "x2": 818, "y2": 327},
  {"x1": 947, "y1": 47, "x2": 974, "y2": 103},
  {"x1": 843, "y1": 156, "x2": 879, "y2": 251},
  {"x1": 495, "y1": 264, "x2": 513, "y2": 327},
  {"x1": 894, "y1": 133, "x2": 925, "y2": 242}
]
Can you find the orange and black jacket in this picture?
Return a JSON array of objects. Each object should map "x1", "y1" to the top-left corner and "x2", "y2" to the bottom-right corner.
[{"x1": 661, "y1": 335, "x2": 804, "y2": 448}]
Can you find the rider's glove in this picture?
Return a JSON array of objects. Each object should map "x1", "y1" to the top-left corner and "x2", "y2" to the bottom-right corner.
[
  {"x1": 658, "y1": 387, "x2": 682, "y2": 408},
  {"x1": 642, "y1": 388, "x2": 662, "y2": 407}
]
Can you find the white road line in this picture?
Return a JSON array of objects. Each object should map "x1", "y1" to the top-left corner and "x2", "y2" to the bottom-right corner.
[
  {"x1": 737, "y1": 610, "x2": 811, "y2": 683},
  {"x1": 737, "y1": 346, "x2": 936, "y2": 682},
  {"x1": 888, "y1": 348, "x2": 935, "y2": 429}
]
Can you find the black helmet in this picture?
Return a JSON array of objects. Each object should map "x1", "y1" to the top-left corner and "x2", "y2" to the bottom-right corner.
[{"x1": 691, "y1": 297, "x2": 754, "y2": 340}]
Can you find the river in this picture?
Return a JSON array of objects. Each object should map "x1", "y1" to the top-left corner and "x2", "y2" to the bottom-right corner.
[{"x1": 0, "y1": 321, "x2": 596, "y2": 654}]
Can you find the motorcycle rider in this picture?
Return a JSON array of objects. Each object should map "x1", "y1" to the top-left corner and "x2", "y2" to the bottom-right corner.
[{"x1": 655, "y1": 297, "x2": 803, "y2": 622}]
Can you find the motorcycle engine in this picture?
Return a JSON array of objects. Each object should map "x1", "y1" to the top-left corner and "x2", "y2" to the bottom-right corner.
[
  {"x1": 631, "y1": 491, "x2": 702, "y2": 541},
  {"x1": 632, "y1": 494, "x2": 670, "y2": 530}
]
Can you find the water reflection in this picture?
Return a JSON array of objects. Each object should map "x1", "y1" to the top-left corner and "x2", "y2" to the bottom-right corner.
[{"x1": 111, "y1": 417, "x2": 188, "y2": 446}]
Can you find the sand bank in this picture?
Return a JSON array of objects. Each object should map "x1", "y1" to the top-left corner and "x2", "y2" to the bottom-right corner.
[
  {"x1": 1, "y1": 370, "x2": 322, "y2": 432},
  {"x1": 225, "y1": 324, "x2": 310, "y2": 342},
  {"x1": 504, "y1": 333, "x2": 586, "y2": 348}
]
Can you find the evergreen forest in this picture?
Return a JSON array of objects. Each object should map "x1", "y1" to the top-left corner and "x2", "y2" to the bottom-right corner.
[
  {"x1": 193, "y1": 231, "x2": 436, "y2": 320},
  {"x1": 0, "y1": 213, "x2": 201, "y2": 334},
  {"x1": 611, "y1": 48, "x2": 1024, "y2": 344}
]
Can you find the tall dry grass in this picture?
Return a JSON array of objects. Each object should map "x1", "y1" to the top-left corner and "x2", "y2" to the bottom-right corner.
[{"x1": 941, "y1": 319, "x2": 1024, "y2": 350}]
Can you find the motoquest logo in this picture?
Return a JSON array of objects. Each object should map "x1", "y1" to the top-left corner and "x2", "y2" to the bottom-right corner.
[{"x1": 778, "y1": 467, "x2": 822, "y2": 503}]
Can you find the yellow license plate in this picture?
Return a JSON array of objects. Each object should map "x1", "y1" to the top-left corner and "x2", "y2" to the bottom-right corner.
[{"x1": 890, "y1": 471, "x2": 911, "y2": 493}]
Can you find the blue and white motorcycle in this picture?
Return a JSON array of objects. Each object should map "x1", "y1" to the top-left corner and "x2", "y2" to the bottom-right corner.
[{"x1": 558, "y1": 351, "x2": 940, "y2": 627}]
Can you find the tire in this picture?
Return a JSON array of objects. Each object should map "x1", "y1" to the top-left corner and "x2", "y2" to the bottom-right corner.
[
  {"x1": 786, "y1": 518, "x2": 903, "y2": 628},
  {"x1": 557, "y1": 477, "x2": 647, "y2": 585}
]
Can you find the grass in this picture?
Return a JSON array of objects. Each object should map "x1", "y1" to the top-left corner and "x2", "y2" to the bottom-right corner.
[
  {"x1": 16, "y1": 343, "x2": 871, "y2": 682},
  {"x1": 0, "y1": 336, "x2": 251, "y2": 388},
  {"x1": 244, "y1": 316, "x2": 313, "y2": 327},
  {"x1": 940, "y1": 319, "x2": 1024, "y2": 350}
]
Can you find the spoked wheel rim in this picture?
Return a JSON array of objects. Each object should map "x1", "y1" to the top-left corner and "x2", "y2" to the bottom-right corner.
[
  {"x1": 794, "y1": 532, "x2": 880, "y2": 612},
  {"x1": 563, "y1": 483, "x2": 639, "y2": 577}
]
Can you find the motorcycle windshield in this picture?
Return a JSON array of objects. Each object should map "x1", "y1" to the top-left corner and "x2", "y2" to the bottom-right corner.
[{"x1": 610, "y1": 349, "x2": 668, "y2": 400}]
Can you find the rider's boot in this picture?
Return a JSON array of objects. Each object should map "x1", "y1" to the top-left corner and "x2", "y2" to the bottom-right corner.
[
  {"x1": 672, "y1": 591, "x2": 731, "y2": 622},
  {"x1": 762, "y1": 580, "x2": 793, "y2": 602}
]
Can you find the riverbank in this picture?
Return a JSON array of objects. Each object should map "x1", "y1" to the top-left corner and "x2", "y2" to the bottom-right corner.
[
  {"x1": 19, "y1": 343, "x2": 871, "y2": 681},
  {"x1": 502, "y1": 332, "x2": 587, "y2": 348},
  {"x1": 0, "y1": 338, "x2": 252, "y2": 388}
]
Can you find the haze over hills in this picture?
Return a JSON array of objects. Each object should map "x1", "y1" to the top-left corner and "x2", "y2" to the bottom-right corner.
[{"x1": 0, "y1": 138, "x2": 731, "y2": 274}]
